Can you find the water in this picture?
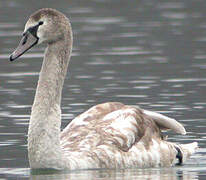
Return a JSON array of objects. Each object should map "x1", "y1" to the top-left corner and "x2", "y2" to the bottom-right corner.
[{"x1": 0, "y1": 0, "x2": 206, "y2": 179}]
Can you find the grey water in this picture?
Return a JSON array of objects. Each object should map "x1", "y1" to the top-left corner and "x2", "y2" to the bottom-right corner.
[{"x1": 0, "y1": 0, "x2": 206, "y2": 179}]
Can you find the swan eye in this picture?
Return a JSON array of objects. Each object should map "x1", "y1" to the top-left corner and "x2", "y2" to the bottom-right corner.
[{"x1": 39, "y1": 21, "x2": 43, "y2": 25}]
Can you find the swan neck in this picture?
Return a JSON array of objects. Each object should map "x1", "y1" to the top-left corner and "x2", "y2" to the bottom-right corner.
[{"x1": 28, "y1": 32, "x2": 72, "y2": 169}]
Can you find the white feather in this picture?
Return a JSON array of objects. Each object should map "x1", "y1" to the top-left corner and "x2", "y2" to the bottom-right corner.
[{"x1": 143, "y1": 109, "x2": 186, "y2": 135}]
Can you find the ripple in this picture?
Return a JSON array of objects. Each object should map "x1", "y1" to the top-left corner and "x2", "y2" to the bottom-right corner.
[
  {"x1": 161, "y1": 12, "x2": 186, "y2": 19},
  {"x1": 192, "y1": 63, "x2": 206, "y2": 69},
  {"x1": 112, "y1": 32, "x2": 147, "y2": 38},
  {"x1": 163, "y1": 78, "x2": 206, "y2": 82},
  {"x1": 193, "y1": 106, "x2": 204, "y2": 109},
  {"x1": 83, "y1": 17, "x2": 125, "y2": 25},
  {"x1": 115, "y1": 94, "x2": 147, "y2": 98},
  {"x1": 194, "y1": 37, "x2": 206, "y2": 42},
  {"x1": 0, "y1": 139, "x2": 20, "y2": 146},
  {"x1": 149, "y1": 104, "x2": 169, "y2": 107},
  {"x1": 0, "y1": 53, "x2": 43, "y2": 59},
  {"x1": 133, "y1": 86, "x2": 151, "y2": 89},
  {"x1": 193, "y1": 102, "x2": 206, "y2": 106},
  {"x1": 170, "y1": 106, "x2": 190, "y2": 110},
  {"x1": 0, "y1": 72, "x2": 38, "y2": 77},
  {"x1": 0, "y1": 133, "x2": 23, "y2": 135},
  {"x1": 92, "y1": 50, "x2": 151, "y2": 56},
  {"x1": 0, "y1": 167, "x2": 203, "y2": 180},
  {"x1": 69, "y1": 103, "x2": 88, "y2": 106},
  {"x1": 101, "y1": 70, "x2": 116, "y2": 74},
  {"x1": 7, "y1": 105, "x2": 31, "y2": 109},
  {"x1": 129, "y1": 80, "x2": 156, "y2": 84},
  {"x1": 0, "y1": 88, "x2": 21, "y2": 95},
  {"x1": 0, "y1": 168, "x2": 29, "y2": 177},
  {"x1": 0, "y1": 23, "x2": 20, "y2": 28},
  {"x1": 0, "y1": 111, "x2": 11, "y2": 117},
  {"x1": 159, "y1": 93, "x2": 185, "y2": 97},
  {"x1": 86, "y1": 59, "x2": 113, "y2": 65},
  {"x1": 81, "y1": 25, "x2": 106, "y2": 32},
  {"x1": 7, "y1": 80, "x2": 24, "y2": 84},
  {"x1": 75, "y1": 75, "x2": 94, "y2": 79},
  {"x1": 69, "y1": 7, "x2": 93, "y2": 14},
  {"x1": 5, "y1": 114, "x2": 30, "y2": 118},
  {"x1": 158, "y1": 2, "x2": 184, "y2": 9},
  {"x1": 0, "y1": 30, "x2": 21, "y2": 37}
]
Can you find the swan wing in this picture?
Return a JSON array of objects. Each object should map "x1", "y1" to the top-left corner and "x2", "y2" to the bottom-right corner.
[
  {"x1": 143, "y1": 109, "x2": 186, "y2": 135},
  {"x1": 60, "y1": 102, "x2": 147, "y2": 152},
  {"x1": 60, "y1": 102, "x2": 185, "y2": 152},
  {"x1": 60, "y1": 102, "x2": 126, "y2": 150}
]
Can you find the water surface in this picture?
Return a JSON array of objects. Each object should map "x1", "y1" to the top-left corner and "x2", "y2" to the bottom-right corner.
[{"x1": 0, "y1": 0, "x2": 206, "y2": 179}]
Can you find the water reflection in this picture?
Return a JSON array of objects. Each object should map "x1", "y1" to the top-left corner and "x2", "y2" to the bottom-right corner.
[
  {"x1": 0, "y1": 167, "x2": 202, "y2": 180},
  {"x1": 31, "y1": 169, "x2": 199, "y2": 180}
]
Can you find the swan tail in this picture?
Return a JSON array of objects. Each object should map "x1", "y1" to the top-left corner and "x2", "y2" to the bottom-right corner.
[{"x1": 175, "y1": 142, "x2": 198, "y2": 165}]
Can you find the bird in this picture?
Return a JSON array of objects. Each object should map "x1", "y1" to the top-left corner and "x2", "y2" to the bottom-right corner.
[{"x1": 10, "y1": 8, "x2": 198, "y2": 170}]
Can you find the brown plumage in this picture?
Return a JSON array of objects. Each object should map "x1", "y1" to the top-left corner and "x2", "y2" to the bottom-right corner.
[{"x1": 10, "y1": 8, "x2": 198, "y2": 170}]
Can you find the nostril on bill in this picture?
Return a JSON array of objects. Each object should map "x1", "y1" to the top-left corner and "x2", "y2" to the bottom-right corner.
[{"x1": 22, "y1": 35, "x2": 28, "y2": 45}]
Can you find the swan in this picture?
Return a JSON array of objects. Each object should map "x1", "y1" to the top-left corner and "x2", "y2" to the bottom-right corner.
[{"x1": 10, "y1": 8, "x2": 198, "y2": 170}]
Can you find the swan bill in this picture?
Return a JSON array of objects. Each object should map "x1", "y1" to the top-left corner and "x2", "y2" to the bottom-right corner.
[{"x1": 10, "y1": 31, "x2": 38, "y2": 61}]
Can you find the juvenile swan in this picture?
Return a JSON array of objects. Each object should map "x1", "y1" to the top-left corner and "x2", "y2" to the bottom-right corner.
[{"x1": 10, "y1": 8, "x2": 197, "y2": 170}]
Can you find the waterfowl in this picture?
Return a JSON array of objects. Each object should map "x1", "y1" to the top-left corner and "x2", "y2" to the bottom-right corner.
[{"x1": 10, "y1": 8, "x2": 198, "y2": 170}]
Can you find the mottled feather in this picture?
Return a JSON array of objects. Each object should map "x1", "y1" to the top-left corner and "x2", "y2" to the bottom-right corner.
[
  {"x1": 11, "y1": 8, "x2": 197, "y2": 170},
  {"x1": 60, "y1": 102, "x2": 197, "y2": 169}
]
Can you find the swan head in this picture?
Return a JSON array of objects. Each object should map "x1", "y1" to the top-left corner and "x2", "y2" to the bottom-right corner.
[{"x1": 10, "y1": 8, "x2": 72, "y2": 61}]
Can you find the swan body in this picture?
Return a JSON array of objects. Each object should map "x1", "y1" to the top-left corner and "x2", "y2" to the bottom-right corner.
[{"x1": 10, "y1": 8, "x2": 198, "y2": 170}]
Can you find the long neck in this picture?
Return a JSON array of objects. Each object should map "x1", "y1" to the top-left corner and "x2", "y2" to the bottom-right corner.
[{"x1": 28, "y1": 33, "x2": 72, "y2": 169}]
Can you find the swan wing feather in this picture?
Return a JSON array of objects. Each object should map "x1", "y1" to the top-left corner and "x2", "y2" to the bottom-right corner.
[
  {"x1": 143, "y1": 109, "x2": 186, "y2": 135},
  {"x1": 60, "y1": 102, "x2": 148, "y2": 152}
]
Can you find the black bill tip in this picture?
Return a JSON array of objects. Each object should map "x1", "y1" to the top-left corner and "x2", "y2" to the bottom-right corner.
[
  {"x1": 10, "y1": 52, "x2": 21, "y2": 62},
  {"x1": 10, "y1": 54, "x2": 14, "y2": 61}
]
